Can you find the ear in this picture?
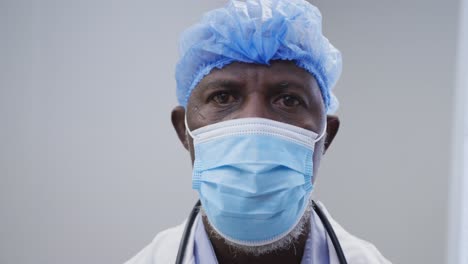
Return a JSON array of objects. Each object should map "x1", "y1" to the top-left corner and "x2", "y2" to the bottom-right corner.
[
  {"x1": 171, "y1": 106, "x2": 189, "y2": 150},
  {"x1": 324, "y1": 115, "x2": 340, "y2": 153}
]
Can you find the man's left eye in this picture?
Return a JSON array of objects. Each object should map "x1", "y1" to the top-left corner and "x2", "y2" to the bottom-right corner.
[{"x1": 275, "y1": 94, "x2": 303, "y2": 107}]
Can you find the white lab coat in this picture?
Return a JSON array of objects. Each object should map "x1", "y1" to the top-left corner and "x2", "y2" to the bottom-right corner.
[{"x1": 125, "y1": 202, "x2": 391, "y2": 264}]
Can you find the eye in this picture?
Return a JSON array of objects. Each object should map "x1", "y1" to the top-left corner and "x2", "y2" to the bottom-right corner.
[
  {"x1": 209, "y1": 91, "x2": 237, "y2": 106},
  {"x1": 275, "y1": 94, "x2": 304, "y2": 108}
]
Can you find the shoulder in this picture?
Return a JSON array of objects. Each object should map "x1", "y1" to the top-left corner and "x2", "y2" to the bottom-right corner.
[
  {"x1": 315, "y1": 201, "x2": 392, "y2": 264},
  {"x1": 124, "y1": 220, "x2": 186, "y2": 264}
]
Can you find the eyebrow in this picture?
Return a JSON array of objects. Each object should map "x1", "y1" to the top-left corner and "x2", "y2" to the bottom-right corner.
[
  {"x1": 270, "y1": 79, "x2": 309, "y2": 93},
  {"x1": 198, "y1": 79, "x2": 245, "y2": 91},
  {"x1": 197, "y1": 77, "x2": 315, "y2": 97}
]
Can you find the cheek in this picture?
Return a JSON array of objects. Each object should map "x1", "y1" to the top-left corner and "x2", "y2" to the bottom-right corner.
[{"x1": 312, "y1": 141, "x2": 324, "y2": 180}]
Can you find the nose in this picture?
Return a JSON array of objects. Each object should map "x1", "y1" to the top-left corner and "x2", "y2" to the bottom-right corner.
[{"x1": 230, "y1": 92, "x2": 277, "y2": 121}]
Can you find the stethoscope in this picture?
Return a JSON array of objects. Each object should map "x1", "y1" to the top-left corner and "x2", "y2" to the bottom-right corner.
[{"x1": 175, "y1": 200, "x2": 348, "y2": 264}]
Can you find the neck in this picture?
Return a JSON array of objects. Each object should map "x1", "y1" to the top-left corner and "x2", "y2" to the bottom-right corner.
[{"x1": 202, "y1": 216, "x2": 310, "y2": 264}]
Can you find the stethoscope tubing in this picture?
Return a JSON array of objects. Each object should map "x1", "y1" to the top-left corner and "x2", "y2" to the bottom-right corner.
[
  {"x1": 175, "y1": 200, "x2": 347, "y2": 264},
  {"x1": 311, "y1": 200, "x2": 348, "y2": 264},
  {"x1": 175, "y1": 200, "x2": 201, "y2": 264}
]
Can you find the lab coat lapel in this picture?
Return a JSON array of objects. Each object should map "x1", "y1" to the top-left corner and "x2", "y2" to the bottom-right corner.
[
  {"x1": 327, "y1": 235, "x2": 340, "y2": 264},
  {"x1": 181, "y1": 213, "x2": 200, "y2": 264}
]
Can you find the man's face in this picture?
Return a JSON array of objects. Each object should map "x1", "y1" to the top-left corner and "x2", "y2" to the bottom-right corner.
[{"x1": 172, "y1": 60, "x2": 338, "y2": 181}]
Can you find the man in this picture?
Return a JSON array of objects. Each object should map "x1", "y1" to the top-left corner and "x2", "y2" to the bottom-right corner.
[{"x1": 126, "y1": 0, "x2": 391, "y2": 263}]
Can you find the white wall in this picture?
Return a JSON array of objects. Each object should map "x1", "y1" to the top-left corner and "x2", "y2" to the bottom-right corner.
[
  {"x1": 448, "y1": 0, "x2": 468, "y2": 262},
  {"x1": 0, "y1": 0, "x2": 461, "y2": 263}
]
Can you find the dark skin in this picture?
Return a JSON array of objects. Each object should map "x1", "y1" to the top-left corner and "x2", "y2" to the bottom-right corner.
[{"x1": 172, "y1": 61, "x2": 340, "y2": 264}]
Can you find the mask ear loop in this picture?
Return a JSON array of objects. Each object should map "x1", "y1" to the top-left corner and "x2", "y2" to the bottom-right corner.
[
  {"x1": 183, "y1": 113, "x2": 196, "y2": 155},
  {"x1": 184, "y1": 112, "x2": 195, "y2": 139},
  {"x1": 314, "y1": 122, "x2": 327, "y2": 143}
]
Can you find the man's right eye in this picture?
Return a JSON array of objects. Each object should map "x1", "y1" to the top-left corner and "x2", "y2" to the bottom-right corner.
[{"x1": 209, "y1": 92, "x2": 236, "y2": 105}]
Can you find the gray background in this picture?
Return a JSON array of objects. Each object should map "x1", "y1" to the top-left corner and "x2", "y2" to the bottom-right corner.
[{"x1": 0, "y1": 0, "x2": 463, "y2": 263}]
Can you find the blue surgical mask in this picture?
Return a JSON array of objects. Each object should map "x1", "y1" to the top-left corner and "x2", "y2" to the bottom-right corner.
[{"x1": 185, "y1": 117, "x2": 326, "y2": 246}]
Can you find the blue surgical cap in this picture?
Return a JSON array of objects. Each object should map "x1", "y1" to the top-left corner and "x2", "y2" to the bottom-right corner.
[{"x1": 175, "y1": 0, "x2": 342, "y2": 113}]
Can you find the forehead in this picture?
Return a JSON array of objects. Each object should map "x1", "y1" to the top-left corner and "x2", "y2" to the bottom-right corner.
[{"x1": 197, "y1": 60, "x2": 318, "y2": 89}]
